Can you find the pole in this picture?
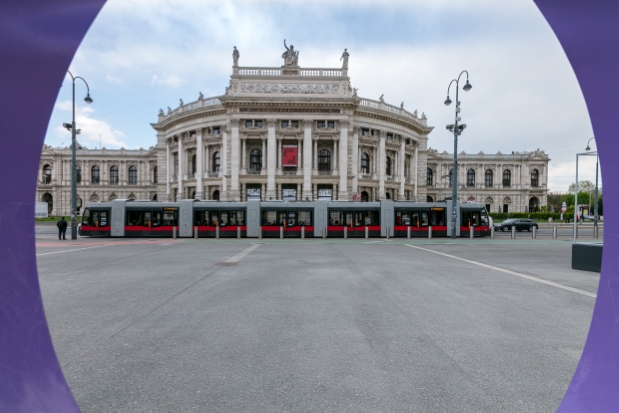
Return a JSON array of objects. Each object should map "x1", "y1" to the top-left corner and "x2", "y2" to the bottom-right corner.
[
  {"x1": 71, "y1": 79, "x2": 77, "y2": 240},
  {"x1": 451, "y1": 99, "x2": 459, "y2": 240},
  {"x1": 594, "y1": 153, "x2": 599, "y2": 228},
  {"x1": 573, "y1": 155, "x2": 579, "y2": 238}
]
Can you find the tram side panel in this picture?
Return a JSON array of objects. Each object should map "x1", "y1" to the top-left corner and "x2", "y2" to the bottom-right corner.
[
  {"x1": 246, "y1": 200, "x2": 260, "y2": 238},
  {"x1": 111, "y1": 199, "x2": 127, "y2": 237},
  {"x1": 380, "y1": 200, "x2": 394, "y2": 237},
  {"x1": 179, "y1": 200, "x2": 195, "y2": 237},
  {"x1": 314, "y1": 200, "x2": 328, "y2": 237}
]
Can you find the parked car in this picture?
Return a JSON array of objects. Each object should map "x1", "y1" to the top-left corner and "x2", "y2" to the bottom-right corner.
[{"x1": 494, "y1": 218, "x2": 539, "y2": 232}]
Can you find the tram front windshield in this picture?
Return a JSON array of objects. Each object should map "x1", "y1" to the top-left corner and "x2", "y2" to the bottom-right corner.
[{"x1": 461, "y1": 209, "x2": 489, "y2": 227}]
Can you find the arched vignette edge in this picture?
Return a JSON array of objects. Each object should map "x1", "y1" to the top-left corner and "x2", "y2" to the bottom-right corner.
[
  {"x1": 0, "y1": 1, "x2": 106, "y2": 412},
  {"x1": 0, "y1": 0, "x2": 616, "y2": 411},
  {"x1": 533, "y1": 1, "x2": 619, "y2": 411}
]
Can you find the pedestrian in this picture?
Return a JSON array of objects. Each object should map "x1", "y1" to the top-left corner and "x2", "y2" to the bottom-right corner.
[{"x1": 57, "y1": 217, "x2": 68, "y2": 240}]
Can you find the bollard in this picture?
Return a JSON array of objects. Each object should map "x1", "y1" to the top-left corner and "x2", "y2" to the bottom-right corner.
[
  {"x1": 344, "y1": 226, "x2": 347, "y2": 239},
  {"x1": 365, "y1": 226, "x2": 369, "y2": 239},
  {"x1": 386, "y1": 226, "x2": 390, "y2": 239},
  {"x1": 259, "y1": 227, "x2": 262, "y2": 239},
  {"x1": 323, "y1": 227, "x2": 327, "y2": 239},
  {"x1": 553, "y1": 226, "x2": 557, "y2": 239},
  {"x1": 302, "y1": 226, "x2": 305, "y2": 239},
  {"x1": 216, "y1": 226, "x2": 220, "y2": 239},
  {"x1": 280, "y1": 226, "x2": 283, "y2": 239},
  {"x1": 491, "y1": 226, "x2": 495, "y2": 239},
  {"x1": 594, "y1": 226, "x2": 599, "y2": 239},
  {"x1": 470, "y1": 226, "x2": 474, "y2": 239},
  {"x1": 237, "y1": 226, "x2": 241, "y2": 239},
  {"x1": 194, "y1": 226, "x2": 198, "y2": 239},
  {"x1": 407, "y1": 226, "x2": 411, "y2": 239},
  {"x1": 511, "y1": 226, "x2": 515, "y2": 239},
  {"x1": 428, "y1": 226, "x2": 433, "y2": 239},
  {"x1": 173, "y1": 226, "x2": 177, "y2": 239},
  {"x1": 532, "y1": 226, "x2": 537, "y2": 239},
  {"x1": 575, "y1": 225, "x2": 578, "y2": 239}
]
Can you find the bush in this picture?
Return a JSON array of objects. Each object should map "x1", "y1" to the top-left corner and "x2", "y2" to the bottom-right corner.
[{"x1": 489, "y1": 212, "x2": 564, "y2": 221}]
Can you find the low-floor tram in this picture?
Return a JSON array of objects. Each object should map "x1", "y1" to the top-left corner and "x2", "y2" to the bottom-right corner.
[{"x1": 79, "y1": 199, "x2": 490, "y2": 238}]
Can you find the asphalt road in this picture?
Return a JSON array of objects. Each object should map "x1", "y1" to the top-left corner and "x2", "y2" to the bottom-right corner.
[{"x1": 36, "y1": 236, "x2": 598, "y2": 412}]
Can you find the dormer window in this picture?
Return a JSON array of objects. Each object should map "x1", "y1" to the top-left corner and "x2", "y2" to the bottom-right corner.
[{"x1": 387, "y1": 133, "x2": 394, "y2": 141}]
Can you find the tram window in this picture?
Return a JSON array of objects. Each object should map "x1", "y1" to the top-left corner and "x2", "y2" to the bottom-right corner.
[
  {"x1": 421, "y1": 212, "x2": 429, "y2": 226},
  {"x1": 152, "y1": 212, "x2": 161, "y2": 227},
  {"x1": 83, "y1": 209, "x2": 91, "y2": 225},
  {"x1": 237, "y1": 211, "x2": 244, "y2": 225},
  {"x1": 363, "y1": 211, "x2": 379, "y2": 225},
  {"x1": 262, "y1": 210, "x2": 277, "y2": 225},
  {"x1": 144, "y1": 212, "x2": 152, "y2": 227},
  {"x1": 298, "y1": 211, "x2": 311, "y2": 226},
  {"x1": 354, "y1": 212, "x2": 363, "y2": 226},
  {"x1": 210, "y1": 211, "x2": 220, "y2": 225},
  {"x1": 220, "y1": 212, "x2": 229, "y2": 226},
  {"x1": 396, "y1": 211, "x2": 411, "y2": 226},
  {"x1": 127, "y1": 210, "x2": 144, "y2": 226},
  {"x1": 481, "y1": 212, "x2": 489, "y2": 226},
  {"x1": 162, "y1": 210, "x2": 177, "y2": 226},
  {"x1": 329, "y1": 211, "x2": 342, "y2": 225},
  {"x1": 430, "y1": 210, "x2": 445, "y2": 226},
  {"x1": 100, "y1": 211, "x2": 108, "y2": 226}
]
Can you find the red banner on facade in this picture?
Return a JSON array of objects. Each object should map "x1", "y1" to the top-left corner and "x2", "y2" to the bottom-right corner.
[{"x1": 282, "y1": 145, "x2": 298, "y2": 167}]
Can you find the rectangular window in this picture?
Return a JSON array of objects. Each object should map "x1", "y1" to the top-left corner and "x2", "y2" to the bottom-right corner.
[
  {"x1": 317, "y1": 121, "x2": 325, "y2": 129},
  {"x1": 503, "y1": 204, "x2": 509, "y2": 213},
  {"x1": 281, "y1": 121, "x2": 289, "y2": 128},
  {"x1": 212, "y1": 127, "x2": 220, "y2": 135},
  {"x1": 421, "y1": 212, "x2": 429, "y2": 226},
  {"x1": 329, "y1": 211, "x2": 343, "y2": 225},
  {"x1": 362, "y1": 129, "x2": 370, "y2": 136},
  {"x1": 245, "y1": 120, "x2": 252, "y2": 127},
  {"x1": 254, "y1": 120, "x2": 263, "y2": 128},
  {"x1": 127, "y1": 210, "x2": 143, "y2": 226},
  {"x1": 387, "y1": 133, "x2": 393, "y2": 140},
  {"x1": 291, "y1": 120, "x2": 299, "y2": 128},
  {"x1": 327, "y1": 121, "x2": 335, "y2": 128}
]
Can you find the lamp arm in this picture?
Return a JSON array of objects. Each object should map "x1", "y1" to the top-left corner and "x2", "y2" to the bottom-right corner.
[{"x1": 74, "y1": 76, "x2": 90, "y2": 94}]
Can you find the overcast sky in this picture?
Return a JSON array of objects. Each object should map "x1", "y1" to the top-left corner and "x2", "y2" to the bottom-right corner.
[{"x1": 44, "y1": 0, "x2": 600, "y2": 192}]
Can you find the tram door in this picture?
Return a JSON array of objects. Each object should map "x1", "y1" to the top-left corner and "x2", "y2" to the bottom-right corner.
[{"x1": 344, "y1": 212, "x2": 354, "y2": 226}]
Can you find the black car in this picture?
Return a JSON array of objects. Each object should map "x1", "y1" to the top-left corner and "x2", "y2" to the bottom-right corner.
[{"x1": 494, "y1": 218, "x2": 539, "y2": 232}]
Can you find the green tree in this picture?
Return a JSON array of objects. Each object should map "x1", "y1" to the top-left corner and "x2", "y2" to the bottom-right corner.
[{"x1": 565, "y1": 192, "x2": 590, "y2": 206}]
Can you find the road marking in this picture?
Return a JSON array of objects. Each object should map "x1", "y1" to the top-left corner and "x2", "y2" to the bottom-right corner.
[
  {"x1": 404, "y1": 244, "x2": 596, "y2": 298},
  {"x1": 222, "y1": 243, "x2": 261, "y2": 263},
  {"x1": 36, "y1": 245, "x2": 109, "y2": 256}
]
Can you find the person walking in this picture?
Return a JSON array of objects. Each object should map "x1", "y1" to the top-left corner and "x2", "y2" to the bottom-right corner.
[{"x1": 57, "y1": 217, "x2": 68, "y2": 240}]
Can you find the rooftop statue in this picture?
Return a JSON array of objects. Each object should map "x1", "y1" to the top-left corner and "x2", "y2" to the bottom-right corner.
[
  {"x1": 232, "y1": 46, "x2": 239, "y2": 67},
  {"x1": 340, "y1": 48, "x2": 349, "y2": 69},
  {"x1": 282, "y1": 39, "x2": 299, "y2": 67}
]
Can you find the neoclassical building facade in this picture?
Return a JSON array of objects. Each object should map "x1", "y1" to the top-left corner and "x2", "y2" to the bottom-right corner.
[{"x1": 37, "y1": 46, "x2": 548, "y2": 215}]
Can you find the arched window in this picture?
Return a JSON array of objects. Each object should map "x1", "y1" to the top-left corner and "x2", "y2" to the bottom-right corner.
[
  {"x1": 76, "y1": 165, "x2": 81, "y2": 183},
  {"x1": 153, "y1": 166, "x2": 158, "y2": 184},
  {"x1": 531, "y1": 169, "x2": 539, "y2": 187},
  {"x1": 90, "y1": 194, "x2": 99, "y2": 202},
  {"x1": 427, "y1": 168, "x2": 433, "y2": 186},
  {"x1": 212, "y1": 190, "x2": 220, "y2": 200},
  {"x1": 250, "y1": 149, "x2": 262, "y2": 172},
  {"x1": 110, "y1": 165, "x2": 119, "y2": 184},
  {"x1": 152, "y1": 194, "x2": 158, "y2": 201},
  {"x1": 190, "y1": 190, "x2": 196, "y2": 199},
  {"x1": 109, "y1": 194, "x2": 117, "y2": 201},
  {"x1": 361, "y1": 191, "x2": 369, "y2": 202},
  {"x1": 42, "y1": 164, "x2": 52, "y2": 184},
  {"x1": 42, "y1": 193, "x2": 53, "y2": 214},
  {"x1": 91, "y1": 165, "x2": 100, "y2": 184},
  {"x1": 427, "y1": 195, "x2": 434, "y2": 202},
  {"x1": 386, "y1": 192, "x2": 391, "y2": 200},
  {"x1": 485, "y1": 169, "x2": 493, "y2": 187},
  {"x1": 449, "y1": 168, "x2": 453, "y2": 187},
  {"x1": 361, "y1": 153, "x2": 369, "y2": 174},
  {"x1": 386, "y1": 156, "x2": 392, "y2": 176},
  {"x1": 318, "y1": 149, "x2": 331, "y2": 171},
  {"x1": 129, "y1": 166, "x2": 138, "y2": 184},
  {"x1": 191, "y1": 154, "x2": 197, "y2": 175},
  {"x1": 466, "y1": 168, "x2": 475, "y2": 187},
  {"x1": 212, "y1": 152, "x2": 220, "y2": 174},
  {"x1": 502, "y1": 169, "x2": 511, "y2": 187}
]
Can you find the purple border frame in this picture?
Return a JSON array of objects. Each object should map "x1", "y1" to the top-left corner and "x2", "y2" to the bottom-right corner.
[{"x1": 0, "y1": 0, "x2": 616, "y2": 411}]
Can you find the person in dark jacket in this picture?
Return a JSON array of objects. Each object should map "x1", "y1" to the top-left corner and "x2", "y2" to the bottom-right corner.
[{"x1": 57, "y1": 217, "x2": 68, "y2": 240}]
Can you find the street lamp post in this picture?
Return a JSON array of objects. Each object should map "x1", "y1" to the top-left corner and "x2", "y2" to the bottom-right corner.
[
  {"x1": 586, "y1": 137, "x2": 599, "y2": 229},
  {"x1": 574, "y1": 149, "x2": 598, "y2": 242},
  {"x1": 444, "y1": 71, "x2": 472, "y2": 239},
  {"x1": 64, "y1": 71, "x2": 93, "y2": 240}
]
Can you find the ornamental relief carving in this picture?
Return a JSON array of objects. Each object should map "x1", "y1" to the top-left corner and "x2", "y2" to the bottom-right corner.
[{"x1": 240, "y1": 83, "x2": 340, "y2": 95}]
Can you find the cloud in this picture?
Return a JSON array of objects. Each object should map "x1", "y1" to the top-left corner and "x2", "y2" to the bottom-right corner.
[
  {"x1": 150, "y1": 74, "x2": 185, "y2": 87},
  {"x1": 106, "y1": 75, "x2": 122, "y2": 84},
  {"x1": 53, "y1": 100, "x2": 129, "y2": 149}
]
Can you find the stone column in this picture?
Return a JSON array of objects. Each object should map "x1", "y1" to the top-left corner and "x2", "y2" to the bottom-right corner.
[
  {"x1": 196, "y1": 130, "x2": 203, "y2": 199},
  {"x1": 303, "y1": 120, "x2": 313, "y2": 199},
  {"x1": 241, "y1": 137, "x2": 246, "y2": 173},
  {"x1": 313, "y1": 139, "x2": 318, "y2": 173},
  {"x1": 166, "y1": 140, "x2": 170, "y2": 200},
  {"x1": 267, "y1": 119, "x2": 276, "y2": 199},
  {"x1": 261, "y1": 138, "x2": 266, "y2": 175},
  {"x1": 339, "y1": 120, "x2": 349, "y2": 200},
  {"x1": 205, "y1": 145, "x2": 210, "y2": 178},
  {"x1": 399, "y1": 138, "x2": 406, "y2": 198},
  {"x1": 221, "y1": 127, "x2": 228, "y2": 200},
  {"x1": 230, "y1": 119, "x2": 240, "y2": 201},
  {"x1": 414, "y1": 145, "x2": 419, "y2": 200},
  {"x1": 352, "y1": 127, "x2": 359, "y2": 193},
  {"x1": 177, "y1": 136, "x2": 184, "y2": 201},
  {"x1": 378, "y1": 130, "x2": 386, "y2": 199},
  {"x1": 333, "y1": 138, "x2": 338, "y2": 171},
  {"x1": 277, "y1": 138, "x2": 282, "y2": 171}
]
